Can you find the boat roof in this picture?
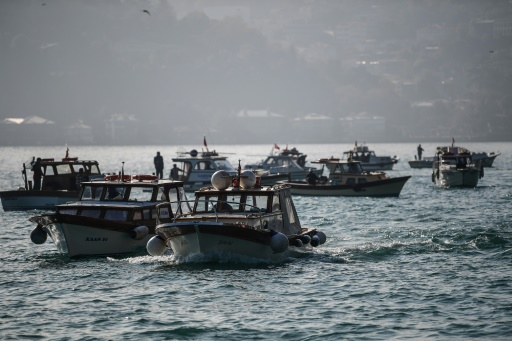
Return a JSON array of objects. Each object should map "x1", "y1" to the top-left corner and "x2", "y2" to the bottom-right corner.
[
  {"x1": 37, "y1": 158, "x2": 99, "y2": 165},
  {"x1": 196, "y1": 183, "x2": 290, "y2": 195},
  {"x1": 173, "y1": 149, "x2": 228, "y2": 161}
]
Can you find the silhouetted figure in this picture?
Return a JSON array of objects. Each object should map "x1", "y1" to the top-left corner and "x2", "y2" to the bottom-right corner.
[
  {"x1": 31, "y1": 158, "x2": 43, "y2": 190},
  {"x1": 305, "y1": 169, "x2": 318, "y2": 185},
  {"x1": 170, "y1": 164, "x2": 182, "y2": 181},
  {"x1": 417, "y1": 144, "x2": 424, "y2": 161},
  {"x1": 154, "y1": 151, "x2": 164, "y2": 179}
]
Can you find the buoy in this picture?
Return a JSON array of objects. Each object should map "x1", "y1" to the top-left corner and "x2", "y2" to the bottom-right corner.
[
  {"x1": 129, "y1": 225, "x2": 149, "y2": 240},
  {"x1": 270, "y1": 231, "x2": 288, "y2": 253},
  {"x1": 240, "y1": 170, "x2": 256, "y2": 189},
  {"x1": 146, "y1": 235, "x2": 167, "y2": 256},
  {"x1": 315, "y1": 231, "x2": 327, "y2": 245},
  {"x1": 310, "y1": 235, "x2": 320, "y2": 247},
  {"x1": 300, "y1": 234, "x2": 311, "y2": 245},
  {"x1": 211, "y1": 170, "x2": 232, "y2": 190},
  {"x1": 293, "y1": 238, "x2": 303, "y2": 247},
  {"x1": 30, "y1": 224, "x2": 47, "y2": 244}
]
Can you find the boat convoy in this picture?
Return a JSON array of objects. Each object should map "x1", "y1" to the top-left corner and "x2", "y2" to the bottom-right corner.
[{"x1": 0, "y1": 140, "x2": 501, "y2": 259}]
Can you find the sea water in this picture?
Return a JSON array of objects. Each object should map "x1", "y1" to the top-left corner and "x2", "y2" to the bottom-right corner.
[{"x1": 0, "y1": 142, "x2": 511, "y2": 340}]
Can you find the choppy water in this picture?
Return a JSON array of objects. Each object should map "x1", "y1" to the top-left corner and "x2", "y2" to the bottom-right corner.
[{"x1": 1, "y1": 142, "x2": 511, "y2": 340}]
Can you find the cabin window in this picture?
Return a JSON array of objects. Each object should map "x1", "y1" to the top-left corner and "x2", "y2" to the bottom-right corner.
[
  {"x1": 129, "y1": 187, "x2": 153, "y2": 202},
  {"x1": 59, "y1": 209, "x2": 77, "y2": 215},
  {"x1": 143, "y1": 209, "x2": 151, "y2": 220},
  {"x1": 104, "y1": 210, "x2": 128, "y2": 221},
  {"x1": 358, "y1": 178, "x2": 367, "y2": 184},
  {"x1": 216, "y1": 160, "x2": 235, "y2": 171},
  {"x1": 56, "y1": 164, "x2": 72, "y2": 175},
  {"x1": 106, "y1": 187, "x2": 126, "y2": 200},
  {"x1": 194, "y1": 161, "x2": 212, "y2": 170},
  {"x1": 45, "y1": 166, "x2": 55, "y2": 176},
  {"x1": 80, "y1": 209, "x2": 101, "y2": 218},
  {"x1": 80, "y1": 186, "x2": 100, "y2": 200},
  {"x1": 346, "y1": 178, "x2": 355, "y2": 185},
  {"x1": 177, "y1": 187, "x2": 192, "y2": 214},
  {"x1": 157, "y1": 187, "x2": 167, "y2": 201},
  {"x1": 89, "y1": 165, "x2": 100, "y2": 174},
  {"x1": 245, "y1": 195, "x2": 268, "y2": 212},
  {"x1": 271, "y1": 194, "x2": 281, "y2": 212},
  {"x1": 284, "y1": 196, "x2": 296, "y2": 225},
  {"x1": 133, "y1": 211, "x2": 142, "y2": 220}
]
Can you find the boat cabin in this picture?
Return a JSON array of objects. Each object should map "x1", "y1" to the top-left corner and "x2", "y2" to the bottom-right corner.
[
  {"x1": 172, "y1": 149, "x2": 237, "y2": 184},
  {"x1": 57, "y1": 179, "x2": 191, "y2": 225},
  {"x1": 26, "y1": 158, "x2": 101, "y2": 191},
  {"x1": 176, "y1": 185, "x2": 302, "y2": 235},
  {"x1": 328, "y1": 161, "x2": 385, "y2": 185}
]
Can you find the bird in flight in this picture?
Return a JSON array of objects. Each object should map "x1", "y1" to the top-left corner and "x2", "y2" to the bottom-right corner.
[{"x1": 142, "y1": 9, "x2": 151, "y2": 16}]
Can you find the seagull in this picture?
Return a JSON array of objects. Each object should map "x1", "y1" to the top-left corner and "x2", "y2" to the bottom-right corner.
[{"x1": 142, "y1": 9, "x2": 151, "y2": 16}]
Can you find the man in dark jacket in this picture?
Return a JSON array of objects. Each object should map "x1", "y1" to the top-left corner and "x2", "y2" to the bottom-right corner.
[
  {"x1": 154, "y1": 151, "x2": 164, "y2": 179},
  {"x1": 31, "y1": 158, "x2": 43, "y2": 190}
]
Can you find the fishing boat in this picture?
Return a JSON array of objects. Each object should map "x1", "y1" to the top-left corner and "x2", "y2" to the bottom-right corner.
[
  {"x1": 0, "y1": 149, "x2": 102, "y2": 211},
  {"x1": 171, "y1": 148, "x2": 288, "y2": 191},
  {"x1": 432, "y1": 146, "x2": 483, "y2": 188},
  {"x1": 146, "y1": 167, "x2": 327, "y2": 261},
  {"x1": 244, "y1": 145, "x2": 324, "y2": 181},
  {"x1": 28, "y1": 175, "x2": 191, "y2": 257},
  {"x1": 279, "y1": 159, "x2": 410, "y2": 197},
  {"x1": 409, "y1": 144, "x2": 500, "y2": 169},
  {"x1": 339, "y1": 142, "x2": 399, "y2": 171}
]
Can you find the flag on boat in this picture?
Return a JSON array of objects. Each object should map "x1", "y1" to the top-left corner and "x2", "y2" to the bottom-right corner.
[
  {"x1": 204, "y1": 136, "x2": 208, "y2": 148},
  {"x1": 274, "y1": 144, "x2": 280, "y2": 150}
]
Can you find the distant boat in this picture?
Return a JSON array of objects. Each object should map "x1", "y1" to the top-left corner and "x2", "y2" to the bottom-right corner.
[
  {"x1": 431, "y1": 146, "x2": 483, "y2": 188},
  {"x1": 244, "y1": 145, "x2": 324, "y2": 181},
  {"x1": 280, "y1": 159, "x2": 410, "y2": 197},
  {"x1": 338, "y1": 142, "x2": 399, "y2": 171},
  {"x1": 0, "y1": 150, "x2": 103, "y2": 211},
  {"x1": 409, "y1": 145, "x2": 500, "y2": 169}
]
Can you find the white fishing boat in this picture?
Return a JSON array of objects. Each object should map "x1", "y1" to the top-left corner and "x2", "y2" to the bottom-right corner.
[
  {"x1": 409, "y1": 143, "x2": 500, "y2": 169},
  {"x1": 0, "y1": 149, "x2": 103, "y2": 211},
  {"x1": 28, "y1": 175, "x2": 191, "y2": 257},
  {"x1": 279, "y1": 159, "x2": 410, "y2": 197},
  {"x1": 340, "y1": 142, "x2": 399, "y2": 171},
  {"x1": 431, "y1": 146, "x2": 483, "y2": 188},
  {"x1": 172, "y1": 147, "x2": 288, "y2": 191},
  {"x1": 244, "y1": 145, "x2": 324, "y2": 181},
  {"x1": 146, "y1": 168, "x2": 327, "y2": 261}
]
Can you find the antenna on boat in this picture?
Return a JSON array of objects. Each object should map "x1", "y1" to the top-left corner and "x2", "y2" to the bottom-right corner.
[
  {"x1": 203, "y1": 136, "x2": 209, "y2": 152},
  {"x1": 121, "y1": 161, "x2": 125, "y2": 180}
]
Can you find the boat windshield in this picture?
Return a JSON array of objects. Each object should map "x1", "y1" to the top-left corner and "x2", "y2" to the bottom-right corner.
[
  {"x1": 214, "y1": 160, "x2": 236, "y2": 171},
  {"x1": 81, "y1": 185, "x2": 104, "y2": 201},
  {"x1": 194, "y1": 193, "x2": 269, "y2": 213}
]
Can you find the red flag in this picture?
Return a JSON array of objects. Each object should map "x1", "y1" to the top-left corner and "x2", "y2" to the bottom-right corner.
[
  {"x1": 274, "y1": 144, "x2": 280, "y2": 150},
  {"x1": 203, "y1": 136, "x2": 208, "y2": 148}
]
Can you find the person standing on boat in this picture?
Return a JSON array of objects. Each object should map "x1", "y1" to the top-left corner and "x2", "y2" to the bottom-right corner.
[
  {"x1": 417, "y1": 144, "x2": 424, "y2": 161},
  {"x1": 170, "y1": 164, "x2": 183, "y2": 181},
  {"x1": 31, "y1": 157, "x2": 43, "y2": 190},
  {"x1": 154, "y1": 151, "x2": 164, "y2": 179},
  {"x1": 305, "y1": 169, "x2": 318, "y2": 185}
]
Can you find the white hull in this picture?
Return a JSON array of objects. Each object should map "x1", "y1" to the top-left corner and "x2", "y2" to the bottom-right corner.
[
  {"x1": 434, "y1": 169, "x2": 480, "y2": 187},
  {"x1": 44, "y1": 222, "x2": 152, "y2": 257},
  {"x1": 161, "y1": 223, "x2": 312, "y2": 261}
]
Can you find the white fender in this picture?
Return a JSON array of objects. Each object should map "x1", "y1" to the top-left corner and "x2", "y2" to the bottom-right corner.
[
  {"x1": 130, "y1": 225, "x2": 149, "y2": 240},
  {"x1": 146, "y1": 235, "x2": 167, "y2": 256},
  {"x1": 270, "y1": 232, "x2": 288, "y2": 253}
]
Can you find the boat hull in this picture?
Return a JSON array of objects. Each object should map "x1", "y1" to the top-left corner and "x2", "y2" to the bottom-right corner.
[
  {"x1": 282, "y1": 176, "x2": 411, "y2": 197},
  {"x1": 0, "y1": 190, "x2": 78, "y2": 211},
  {"x1": 38, "y1": 215, "x2": 153, "y2": 257},
  {"x1": 434, "y1": 169, "x2": 480, "y2": 187},
  {"x1": 157, "y1": 222, "x2": 311, "y2": 260}
]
